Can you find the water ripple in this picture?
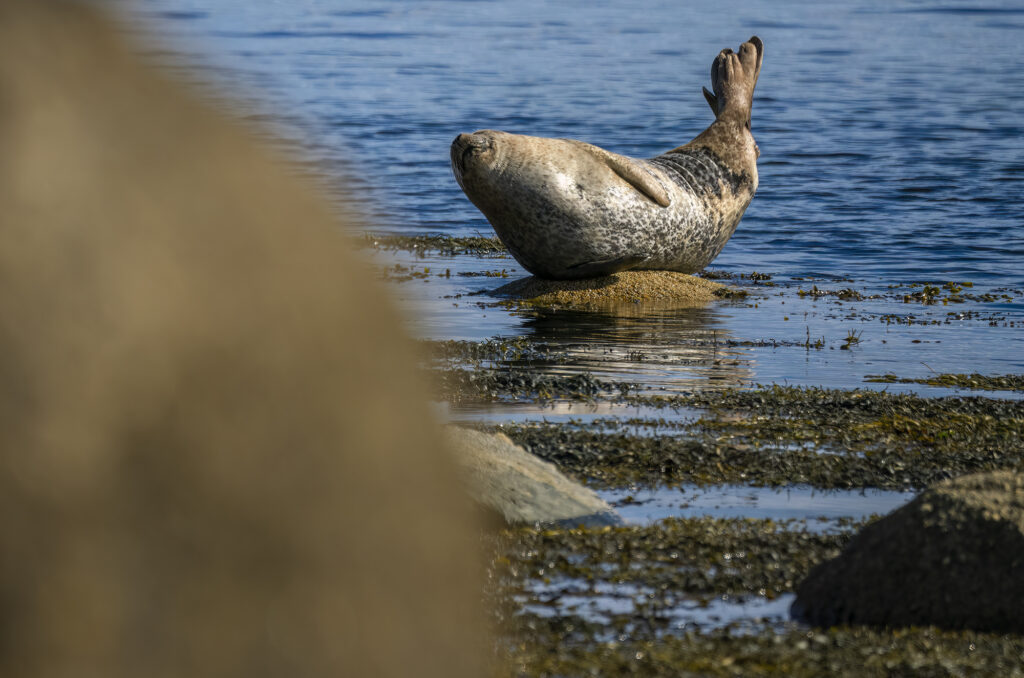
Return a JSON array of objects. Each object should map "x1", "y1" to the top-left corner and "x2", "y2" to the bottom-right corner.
[{"x1": 129, "y1": 0, "x2": 1024, "y2": 287}]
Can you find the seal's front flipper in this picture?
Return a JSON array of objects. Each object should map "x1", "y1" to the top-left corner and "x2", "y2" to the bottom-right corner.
[
  {"x1": 565, "y1": 254, "x2": 645, "y2": 278},
  {"x1": 562, "y1": 140, "x2": 671, "y2": 207},
  {"x1": 603, "y1": 154, "x2": 671, "y2": 208}
]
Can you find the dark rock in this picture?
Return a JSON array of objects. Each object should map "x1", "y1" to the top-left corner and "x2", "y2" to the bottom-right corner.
[{"x1": 792, "y1": 471, "x2": 1024, "y2": 632}]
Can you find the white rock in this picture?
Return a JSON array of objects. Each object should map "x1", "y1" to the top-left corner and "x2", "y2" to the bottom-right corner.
[{"x1": 446, "y1": 426, "x2": 620, "y2": 527}]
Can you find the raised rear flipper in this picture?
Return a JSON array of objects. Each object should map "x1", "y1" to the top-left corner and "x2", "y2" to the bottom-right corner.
[{"x1": 703, "y1": 36, "x2": 763, "y2": 125}]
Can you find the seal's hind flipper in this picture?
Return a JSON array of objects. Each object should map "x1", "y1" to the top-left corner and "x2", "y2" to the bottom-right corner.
[
  {"x1": 562, "y1": 140, "x2": 671, "y2": 207},
  {"x1": 708, "y1": 36, "x2": 763, "y2": 125},
  {"x1": 565, "y1": 254, "x2": 645, "y2": 278}
]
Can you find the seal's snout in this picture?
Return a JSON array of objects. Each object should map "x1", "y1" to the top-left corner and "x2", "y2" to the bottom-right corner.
[{"x1": 450, "y1": 133, "x2": 472, "y2": 178}]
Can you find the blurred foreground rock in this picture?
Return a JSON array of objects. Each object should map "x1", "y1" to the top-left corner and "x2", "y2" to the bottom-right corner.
[
  {"x1": 446, "y1": 427, "x2": 620, "y2": 527},
  {"x1": 792, "y1": 471, "x2": 1024, "y2": 632},
  {"x1": 0, "y1": 2, "x2": 483, "y2": 676},
  {"x1": 494, "y1": 270, "x2": 724, "y2": 306}
]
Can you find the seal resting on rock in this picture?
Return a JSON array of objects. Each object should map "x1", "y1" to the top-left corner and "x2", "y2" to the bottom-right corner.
[{"x1": 451, "y1": 36, "x2": 763, "y2": 280}]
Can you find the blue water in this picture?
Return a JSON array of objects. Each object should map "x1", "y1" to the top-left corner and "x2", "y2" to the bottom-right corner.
[
  {"x1": 130, "y1": 0, "x2": 1024, "y2": 285},
  {"x1": 125, "y1": 2, "x2": 1024, "y2": 391}
]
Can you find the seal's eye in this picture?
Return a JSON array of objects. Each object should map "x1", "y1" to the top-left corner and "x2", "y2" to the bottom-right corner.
[
  {"x1": 472, "y1": 137, "x2": 493, "y2": 154},
  {"x1": 463, "y1": 137, "x2": 493, "y2": 163},
  {"x1": 745, "y1": 119, "x2": 751, "y2": 131}
]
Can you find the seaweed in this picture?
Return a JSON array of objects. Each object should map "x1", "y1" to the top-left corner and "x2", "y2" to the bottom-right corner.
[
  {"x1": 358, "y1": 232, "x2": 507, "y2": 255},
  {"x1": 864, "y1": 372, "x2": 1024, "y2": 392},
  {"x1": 489, "y1": 518, "x2": 1024, "y2": 677}
]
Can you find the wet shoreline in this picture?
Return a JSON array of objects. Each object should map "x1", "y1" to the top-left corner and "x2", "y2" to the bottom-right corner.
[{"x1": 388, "y1": 237, "x2": 1024, "y2": 675}]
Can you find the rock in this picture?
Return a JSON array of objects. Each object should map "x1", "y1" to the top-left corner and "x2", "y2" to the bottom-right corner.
[
  {"x1": 792, "y1": 471, "x2": 1024, "y2": 632},
  {"x1": 446, "y1": 427, "x2": 621, "y2": 527},
  {"x1": 0, "y1": 3, "x2": 484, "y2": 677},
  {"x1": 493, "y1": 270, "x2": 725, "y2": 307}
]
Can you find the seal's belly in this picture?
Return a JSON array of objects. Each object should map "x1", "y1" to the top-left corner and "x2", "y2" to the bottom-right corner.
[
  {"x1": 480, "y1": 147, "x2": 754, "y2": 278},
  {"x1": 475, "y1": 154, "x2": 659, "y2": 278},
  {"x1": 638, "y1": 148, "x2": 756, "y2": 272}
]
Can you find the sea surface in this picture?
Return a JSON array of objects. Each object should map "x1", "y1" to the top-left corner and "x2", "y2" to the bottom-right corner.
[
  {"x1": 129, "y1": 0, "x2": 1024, "y2": 281},
  {"x1": 126, "y1": 1, "x2": 1024, "y2": 387},
  {"x1": 119, "y1": 1, "x2": 1024, "y2": 403}
]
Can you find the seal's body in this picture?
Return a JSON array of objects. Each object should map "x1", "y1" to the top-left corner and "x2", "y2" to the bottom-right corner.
[{"x1": 452, "y1": 37, "x2": 763, "y2": 280}]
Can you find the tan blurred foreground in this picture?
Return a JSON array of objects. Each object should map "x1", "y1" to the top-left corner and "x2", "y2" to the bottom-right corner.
[{"x1": 0, "y1": 2, "x2": 484, "y2": 676}]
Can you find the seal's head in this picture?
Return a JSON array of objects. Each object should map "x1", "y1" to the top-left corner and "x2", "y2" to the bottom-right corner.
[
  {"x1": 450, "y1": 129, "x2": 504, "y2": 196},
  {"x1": 451, "y1": 129, "x2": 535, "y2": 218}
]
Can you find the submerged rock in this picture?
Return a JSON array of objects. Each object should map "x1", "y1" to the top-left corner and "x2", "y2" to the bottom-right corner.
[
  {"x1": 493, "y1": 270, "x2": 725, "y2": 306},
  {"x1": 446, "y1": 427, "x2": 621, "y2": 527},
  {"x1": 792, "y1": 471, "x2": 1024, "y2": 632}
]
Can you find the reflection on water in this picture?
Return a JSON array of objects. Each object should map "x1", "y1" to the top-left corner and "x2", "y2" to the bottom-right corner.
[
  {"x1": 511, "y1": 304, "x2": 754, "y2": 393},
  {"x1": 387, "y1": 248, "x2": 759, "y2": 395},
  {"x1": 524, "y1": 580, "x2": 796, "y2": 634},
  {"x1": 602, "y1": 485, "x2": 916, "y2": 528}
]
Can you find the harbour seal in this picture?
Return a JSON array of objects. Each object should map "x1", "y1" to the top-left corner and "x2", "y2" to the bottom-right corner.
[{"x1": 451, "y1": 36, "x2": 763, "y2": 280}]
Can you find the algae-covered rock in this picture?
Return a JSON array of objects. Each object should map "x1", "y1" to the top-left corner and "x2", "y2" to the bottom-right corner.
[
  {"x1": 446, "y1": 426, "x2": 620, "y2": 527},
  {"x1": 792, "y1": 470, "x2": 1024, "y2": 632},
  {"x1": 493, "y1": 270, "x2": 725, "y2": 306}
]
